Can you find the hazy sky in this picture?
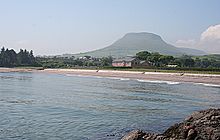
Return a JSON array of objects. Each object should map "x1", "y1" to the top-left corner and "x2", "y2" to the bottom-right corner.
[{"x1": 0, "y1": 0, "x2": 220, "y2": 55}]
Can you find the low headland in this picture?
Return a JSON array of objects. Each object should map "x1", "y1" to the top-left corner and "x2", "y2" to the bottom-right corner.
[{"x1": 122, "y1": 108, "x2": 220, "y2": 140}]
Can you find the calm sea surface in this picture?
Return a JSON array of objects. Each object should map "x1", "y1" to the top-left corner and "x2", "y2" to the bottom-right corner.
[{"x1": 0, "y1": 72, "x2": 220, "y2": 140}]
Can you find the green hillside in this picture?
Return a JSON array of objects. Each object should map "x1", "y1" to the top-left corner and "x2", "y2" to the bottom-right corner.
[{"x1": 71, "y1": 32, "x2": 206, "y2": 58}]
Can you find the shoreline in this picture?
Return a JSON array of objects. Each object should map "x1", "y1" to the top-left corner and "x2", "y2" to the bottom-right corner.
[
  {"x1": 43, "y1": 68, "x2": 220, "y2": 85},
  {"x1": 1, "y1": 68, "x2": 220, "y2": 85}
]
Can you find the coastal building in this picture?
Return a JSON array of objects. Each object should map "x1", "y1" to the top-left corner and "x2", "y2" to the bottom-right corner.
[
  {"x1": 139, "y1": 61, "x2": 151, "y2": 67},
  {"x1": 112, "y1": 57, "x2": 140, "y2": 67},
  {"x1": 167, "y1": 64, "x2": 178, "y2": 68}
]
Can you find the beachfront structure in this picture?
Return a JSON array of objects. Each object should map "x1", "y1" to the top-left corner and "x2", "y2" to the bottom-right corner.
[
  {"x1": 167, "y1": 64, "x2": 178, "y2": 68},
  {"x1": 139, "y1": 61, "x2": 151, "y2": 67},
  {"x1": 112, "y1": 57, "x2": 140, "y2": 67}
]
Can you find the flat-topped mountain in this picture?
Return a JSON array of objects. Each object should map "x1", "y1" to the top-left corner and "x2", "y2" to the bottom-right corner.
[{"x1": 71, "y1": 32, "x2": 206, "y2": 58}]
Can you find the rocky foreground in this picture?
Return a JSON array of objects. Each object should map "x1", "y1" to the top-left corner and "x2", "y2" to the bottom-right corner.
[{"x1": 122, "y1": 108, "x2": 220, "y2": 140}]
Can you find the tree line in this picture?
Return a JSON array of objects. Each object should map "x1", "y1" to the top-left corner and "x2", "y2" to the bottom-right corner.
[
  {"x1": 136, "y1": 51, "x2": 220, "y2": 68},
  {"x1": 1, "y1": 47, "x2": 220, "y2": 69},
  {"x1": 36, "y1": 56, "x2": 113, "y2": 68},
  {"x1": 0, "y1": 47, "x2": 113, "y2": 68},
  {"x1": 0, "y1": 47, "x2": 37, "y2": 67}
]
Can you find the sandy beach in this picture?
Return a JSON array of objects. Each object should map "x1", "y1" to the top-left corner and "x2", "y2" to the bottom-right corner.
[
  {"x1": 1, "y1": 67, "x2": 220, "y2": 85},
  {"x1": 0, "y1": 68, "x2": 38, "y2": 73},
  {"x1": 41, "y1": 68, "x2": 220, "y2": 86}
]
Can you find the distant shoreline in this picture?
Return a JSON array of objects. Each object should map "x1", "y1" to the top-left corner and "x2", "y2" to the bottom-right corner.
[
  {"x1": 1, "y1": 67, "x2": 220, "y2": 85},
  {"x1": 43, "y1": 68, "x2": 220, "y2": 85},
  {"x1": 0, "y1": 67, "x2": 43, "y2": 73}
]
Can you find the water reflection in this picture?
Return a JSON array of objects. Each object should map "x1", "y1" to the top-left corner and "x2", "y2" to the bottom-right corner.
[{"x1": 0, "y1": 72, "x2": 219, "y2": 140}]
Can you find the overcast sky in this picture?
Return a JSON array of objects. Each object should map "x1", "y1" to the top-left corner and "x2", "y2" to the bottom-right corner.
[{"x1": 0, "y1": 0, "x2": 220, "y2": 55}]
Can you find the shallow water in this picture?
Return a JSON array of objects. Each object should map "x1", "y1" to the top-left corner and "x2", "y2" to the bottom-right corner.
[{"x1": 0, "y1": 72, "x2": 220, "y2": 140}]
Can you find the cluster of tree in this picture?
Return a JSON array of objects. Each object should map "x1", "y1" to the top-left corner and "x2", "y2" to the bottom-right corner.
[
  {"x1": 0, "y1": 47, "x2": 37, "y2": 67},
  {"x1": 37, "y1": 56, "x2": 113, "y2": 68},
  {"x1": 1, "y1": 46, "x2": 219, "y2": 69},
  {"x1": 136, "y1": 51, "x2": 174, "y2": 67},
  {"x1": 194, "y1": 57, "x2": 220, "y2": 68},
  {"x1": 136, "y1": 51, "x2": 220, "y2": 68}
]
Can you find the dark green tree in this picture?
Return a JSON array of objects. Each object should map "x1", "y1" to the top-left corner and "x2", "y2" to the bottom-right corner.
[
  {"x1": 136, "y1": 51, "x2": 151, "y2": 60},
  {"x1": 100, "y1": 56, "x2": 113, "y2": 66},
  {"x1": 0, "y1": 47, "x2": 37, "y2": 67},
  {"x1": 176, "y1": 55, "x2": 195, "y2": 67}
]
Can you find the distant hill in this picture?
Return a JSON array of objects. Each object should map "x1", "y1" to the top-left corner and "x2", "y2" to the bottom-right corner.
[{"x1": 70, "y1": 32, "x2": 206, "y2": 58}]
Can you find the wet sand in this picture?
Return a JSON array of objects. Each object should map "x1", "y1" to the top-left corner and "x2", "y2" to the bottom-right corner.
[
  {"x1": 1, "y1": 68, "x2": 220, "y2": 85},
  {"x1": 42, "y1": 68, "x2": 220, "y2": 85},
  {"x1": 0, "y1": 68, "x2": 38, "y2": 73}
]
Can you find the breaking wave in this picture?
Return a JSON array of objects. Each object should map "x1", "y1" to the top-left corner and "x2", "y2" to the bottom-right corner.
[
  {"x1": 65, "y1": 74, "x2": 130, "y2": 81},
  {"x1": 137, "y1": 79, "x2": 180, "y2": 85},
  {"x1": 65, "y1": 74, "x2": 220, "y2": 87},
  {"x1": 193, "y1": 83, "x2": 220, "y2": 88}
]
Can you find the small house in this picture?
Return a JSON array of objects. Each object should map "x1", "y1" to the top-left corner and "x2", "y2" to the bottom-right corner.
[
  {"x1": 139, "y1": 61, "x2": 151, "y2": 67},
  {"x1": 167, "y1": 64, "x2": 178, "y2": 68},
  {"x1": 112, "y1": 57, "x2": 139, "y2": 67}
]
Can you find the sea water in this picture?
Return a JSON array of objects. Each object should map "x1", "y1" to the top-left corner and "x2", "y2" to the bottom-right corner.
[{"x1": 0, "y1": 72, "x2": 220, "y2": 140}]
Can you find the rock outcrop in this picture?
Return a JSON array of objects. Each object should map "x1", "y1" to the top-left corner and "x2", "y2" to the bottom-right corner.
[{"x1": 121, "y1": 108, "x2": 220, "y2": 140}]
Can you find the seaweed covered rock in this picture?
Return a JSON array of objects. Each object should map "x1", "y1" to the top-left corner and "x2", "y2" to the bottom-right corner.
[{"x1": 121, "y1": 108, "x2": 220, "y2": 140}]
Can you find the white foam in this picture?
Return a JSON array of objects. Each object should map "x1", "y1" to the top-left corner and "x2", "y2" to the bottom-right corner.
[
  {"x1": 105, "y1": 77, "x2": 130, "y2": 81},
  {"x1": 66, "y1": 74, "x2": 219, "y2": 87},
  {"x1": 65, "y1": 74, "x2": 102, "y2": 79},
  {"x1": 65, "y1": 74, "x2": 76, "y2": 77},
  {"x1": 65, "y1": 74, "x2": 130, "y2": 81},
  {"x1": 119, "y1": 78, "x2": 130, "y2": 81},
  {"x1": 137, "y1": 79, "x2": 180, "y2": 85},
  {"x1": 194, "y1": 83, "x2": 220, "y2": 87}
]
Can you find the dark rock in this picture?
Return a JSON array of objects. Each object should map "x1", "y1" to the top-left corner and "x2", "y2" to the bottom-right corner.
[
  {"x1": 121, "y1": 108, "x2": 220, "y2": 140},
  {"x1": 186, "y1": 129, "x2": 197, "y2": 140},
  {"x1": 121, "y1": 130, "x2": 146, "y2": 140}
]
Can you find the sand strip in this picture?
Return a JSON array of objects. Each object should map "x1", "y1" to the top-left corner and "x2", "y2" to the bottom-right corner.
[
  {"x1": 42, "y1": 68, "x2": 220, "y2": 85},
  {"x1": 1, "y1": 68, "x2": 220, "y2": 85}
]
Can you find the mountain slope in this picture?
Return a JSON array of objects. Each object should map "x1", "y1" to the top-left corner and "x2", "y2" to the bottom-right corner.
[{"x1": 73, "y1": 32, "x2": 206, "y2": 58}]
